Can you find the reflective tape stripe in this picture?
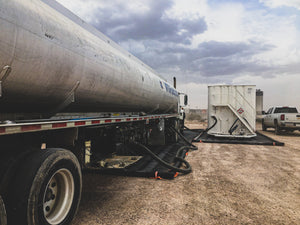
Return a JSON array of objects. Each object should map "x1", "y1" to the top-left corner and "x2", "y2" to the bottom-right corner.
[
  {"x1": 21, "y1": 125, "x2": 42, "y2": 131},
  {"x1": 92, "y1": 120, "x2": 100, "y2": 124},
  {"x1": 75, "y1": 121, "x2": 86, "y2": 126},
  {"x1": 0, "y1": 113, "x2": 179, "y2": 135},
  {"x1": 52, "y1": 123, "x2": 67, "y2": 128}
]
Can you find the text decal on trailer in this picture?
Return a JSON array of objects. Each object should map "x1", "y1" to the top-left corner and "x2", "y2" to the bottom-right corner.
[{"x1": 164, "y1": 82, "x2": 178, "y2": 97}]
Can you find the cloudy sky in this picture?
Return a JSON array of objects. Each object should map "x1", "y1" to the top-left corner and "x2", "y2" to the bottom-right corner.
[{"x1": 56, "y1": 0, "x2": 300, "y2": 110}]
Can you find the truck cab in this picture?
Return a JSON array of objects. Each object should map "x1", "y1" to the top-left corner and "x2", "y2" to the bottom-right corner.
[{"x1": 179, "y1": 94, "x2": 188, "y2": 131}]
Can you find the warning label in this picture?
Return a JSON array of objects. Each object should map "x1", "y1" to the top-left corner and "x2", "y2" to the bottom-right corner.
[{"x1": 237, "y1": 108, "x2": 244, "y2": 114}]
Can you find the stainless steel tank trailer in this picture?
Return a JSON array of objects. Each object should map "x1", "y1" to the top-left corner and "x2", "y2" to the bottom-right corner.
[{"x1": 0, "y1": 0, "x2": 192, "y2": 224}]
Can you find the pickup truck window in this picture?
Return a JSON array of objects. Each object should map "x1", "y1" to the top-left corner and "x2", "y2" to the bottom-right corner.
[
  {"x1": 274, "y1": 107, "x2": 298, "y2": 113},
  {"x1": 267, "y1": 108, "x2": 273, "y2": 114}
]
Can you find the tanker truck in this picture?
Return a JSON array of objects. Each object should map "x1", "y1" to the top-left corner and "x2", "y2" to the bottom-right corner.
[{"x1": 0, "y1": 0, "x2": 189, "y2": 224}]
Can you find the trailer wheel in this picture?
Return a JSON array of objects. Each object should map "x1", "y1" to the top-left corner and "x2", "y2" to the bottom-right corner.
[
  {"x1": 7, "y1": 148, "x2": 82, "y2": 225},
  {"x1": 0, "y1": 195, "x2": 7, "y2": 225}
]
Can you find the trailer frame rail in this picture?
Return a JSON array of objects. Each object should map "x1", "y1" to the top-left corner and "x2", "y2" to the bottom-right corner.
[{"x1": 0, "y1": 114, "x2": 178, "y2": 135}]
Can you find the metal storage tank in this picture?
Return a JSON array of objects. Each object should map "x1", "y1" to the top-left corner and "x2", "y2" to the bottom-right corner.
[
  {"x1": 256, "y1": 89, "x2": 264, "y2": 115},
  {"x1": 207, "y1": 85, "x2": 256, "y2": 138}
]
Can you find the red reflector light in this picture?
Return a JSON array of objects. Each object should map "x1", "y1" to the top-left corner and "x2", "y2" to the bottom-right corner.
[
  {"x1": 52, "y1": 123, "x2": 67, "y2": 128},
  {"x1": 280, "y1": 114, "x2": 285, "y2": 120},
  {"x1": 21, "y1": 125, "x2": 42, "y2": 131},
  {"x1": 92, "y1": 120, "x2": 100, "y2": 124},
  {"x1": 75, "y1": 121, "x2": 86, "y2": 126}
]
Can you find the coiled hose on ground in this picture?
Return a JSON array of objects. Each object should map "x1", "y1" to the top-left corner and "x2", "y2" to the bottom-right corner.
[
  {"x1": 133, "y1": 142, "x2": 192, "y2": 174},
  {"x1": 131, "y1": 126, "x2": 198, "y2": 174}
]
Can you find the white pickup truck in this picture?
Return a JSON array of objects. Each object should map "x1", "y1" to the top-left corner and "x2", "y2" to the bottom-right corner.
[{"x1": 262, "y1": 106, "x2": 300, "y2": 134}]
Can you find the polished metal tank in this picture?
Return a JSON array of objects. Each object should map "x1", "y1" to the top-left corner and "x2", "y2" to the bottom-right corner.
[{"x1": 0, "y1": 0, "x2": 178, "y2": 118}]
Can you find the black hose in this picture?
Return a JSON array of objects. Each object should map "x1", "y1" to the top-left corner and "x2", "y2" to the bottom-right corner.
[
  {"x1": 206, "y1": 116, "x2": 218, "y2": 132},
  {"x1": 129, "y1": 124, "x2": 200, "y2": 175},
  {"x1": 194, "y1": 116, "x2": 218, "y2": 140},
  {"x1": 132, "y1": 142, "x2": 192, "y2": 174},
  {"x1": 170, "y1": 126, "x2": 198, "y2": 151},
  {"x1": 230, "y1": 125, "x2": 239, "y2": 134},
  {"x1": 229, "y1": 118, "x2": 239, "y2": 135}
]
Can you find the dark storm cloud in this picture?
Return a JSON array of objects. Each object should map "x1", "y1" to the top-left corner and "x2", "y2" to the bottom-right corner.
[
  {"x1": 90, "y1": 0, "x2": 207, "y2": 45},
  {"x1": 85, "y1": 0, "x2": 277, "y2": 83},
  {"x1": 132, "y1": 40, "x2": 275, "y2": 82}
]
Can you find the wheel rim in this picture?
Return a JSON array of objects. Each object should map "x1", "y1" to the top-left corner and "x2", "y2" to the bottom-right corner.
[{"x1": 43, "y1": 169, "x2": 74, "y2": 225}]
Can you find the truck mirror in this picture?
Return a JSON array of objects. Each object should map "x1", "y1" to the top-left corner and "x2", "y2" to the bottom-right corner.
[{"x1": 184, "y1": 95, "x2": 188, "y2": 106}]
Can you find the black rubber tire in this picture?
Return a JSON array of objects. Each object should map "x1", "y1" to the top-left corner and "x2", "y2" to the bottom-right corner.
[
  {"x1": 262, "y1": 120, "x2": 267, "y2": 131},
  {"x1": 0, "y1": 195, "x2": 7, "y2": 225},
  {"x1": 6, "y1": 148, "x2": 82, "y2": 225},
  {"x1": 274, "y1": 121, "x2": 280, "y2": 135}
]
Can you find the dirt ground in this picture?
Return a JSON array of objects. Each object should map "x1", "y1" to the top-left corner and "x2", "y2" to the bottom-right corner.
[{"x1": 72, "y1": 121, "x2": 300, "y2": 225}]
